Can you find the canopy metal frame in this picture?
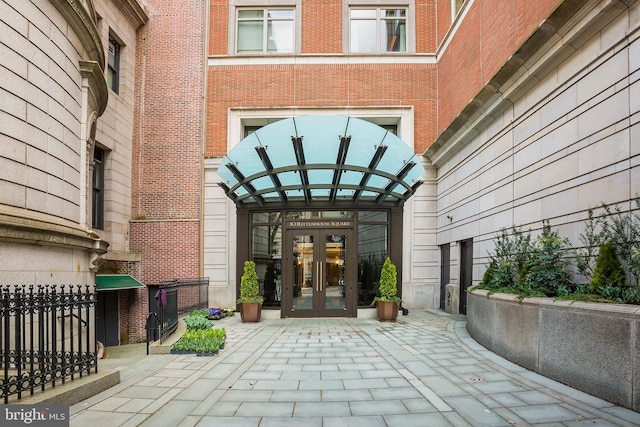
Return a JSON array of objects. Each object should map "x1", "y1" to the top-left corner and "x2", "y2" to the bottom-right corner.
[{"x1": 218, "y1": 115, "x2": 424, "y2": 209}]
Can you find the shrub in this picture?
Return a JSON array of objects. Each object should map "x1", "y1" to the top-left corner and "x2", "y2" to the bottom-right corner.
[
  {"x1": 576, "y1": 208, "x2": 605, "y2": 280},
  {"x1": 170, "y1": 328, "x2": 226, "y2": 354},
  {"x1": 598, "y1": 199, "x2": 640, "y2": 285},
  {"x1": 376, "y1": 257, "x2": 399, "y2": 303},
  {"x1": 478, "y1": 226, "x2": 534, "y2": 293},
  {"x1": 238, "y1": 260, "x2": 263, "y2": 303},
  {"x1": 184, "y1": 314, "x2": 213, "y2": 330},
  {"x1": 590, "y1": 241, "x2": 626, "y2": 294},
  {"x1": 518, "y1": 221, "x2": 572, "y2": 297}
]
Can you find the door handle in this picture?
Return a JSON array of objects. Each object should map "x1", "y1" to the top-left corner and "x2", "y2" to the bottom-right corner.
[{"x1": 316, "y1": 261, "x2": 323, "y2": 292}]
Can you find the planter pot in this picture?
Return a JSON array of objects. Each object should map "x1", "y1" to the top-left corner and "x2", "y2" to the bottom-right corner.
[
  {"x1": 240, "y1": 302, "x2": 262, "y2": 323},
  {"x1": 376, "y1": 300, "x2": 399, "y2": 322}
]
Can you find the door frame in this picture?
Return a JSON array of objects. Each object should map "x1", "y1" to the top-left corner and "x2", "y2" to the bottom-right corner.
[
  {"x1": 96, "y1": 291, "x2": 120, "y2": 346},
  {"x1": 283, "y1": 228, "x2": 356, "y2": 317},
  {"x1": 460, "y1": 239, "x2": 473, "y2": 315}
]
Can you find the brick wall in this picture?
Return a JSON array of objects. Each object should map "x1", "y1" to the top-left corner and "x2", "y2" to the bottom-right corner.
[
  {"x1": 132, "y1": 0, "x2": 204, "y2": 301},
  {"x1": 437, "y1": 0, "x2": 561, "y2": 136},
  {"x1": 209, "y1": 1, "x2": 229, "y2": 55},
  {"x1": 302, "y1": 1, "x2": 343, "y2": 53},
  {"x1": 417, "y1": 0, "x2": 437, "y2": 52},
  {"x1": 132, "y1": 0, "x2": 203, "y2": 219},
  {"x1": 129, "y1": 220, "x2": 201, "y2": 284},
  {"x1": 206, "y1": 63, "x2": 437, "y2": 155}
]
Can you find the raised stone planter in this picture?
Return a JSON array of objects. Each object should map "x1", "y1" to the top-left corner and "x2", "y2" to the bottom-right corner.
[{"x1": 467, "y1": 289, "x2": 640, "y2": 411}]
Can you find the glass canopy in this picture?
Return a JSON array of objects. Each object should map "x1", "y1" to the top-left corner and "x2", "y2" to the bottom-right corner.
[{"x1": 218, "y1": 115, "x2": 424, "y2": 208}]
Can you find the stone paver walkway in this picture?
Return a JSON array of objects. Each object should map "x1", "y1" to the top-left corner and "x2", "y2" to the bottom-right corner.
[{"x1": 70, "y1": 310, "x2": 640, "y2": 426}]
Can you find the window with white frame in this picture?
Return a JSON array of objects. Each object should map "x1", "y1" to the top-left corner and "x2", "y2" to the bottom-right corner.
[
  {"x1": 350, "y1": 7, "x2": 406, "y2": 53},
  {"x1": 237, "y1": 8, "x2": 294, "y2": 54},
  {"x1": 452, "y1": 0, "x2": 465, "y2": 17}
]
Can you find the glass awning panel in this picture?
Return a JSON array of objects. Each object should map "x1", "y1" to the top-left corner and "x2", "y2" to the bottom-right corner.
[{"x1": 218, "y1": 115, "x2": 424, "y2": 208}]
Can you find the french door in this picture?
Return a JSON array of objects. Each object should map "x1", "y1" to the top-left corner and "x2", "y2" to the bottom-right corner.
[{"x1": 284, "y1": 229, "x2": 355, "y2": 317}]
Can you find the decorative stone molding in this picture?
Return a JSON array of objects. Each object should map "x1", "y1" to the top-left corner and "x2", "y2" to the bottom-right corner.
[
  {"x1": 49, "y1": 0, "x2": 105, "y2": 67},
  {"x1": 79, "y1": 60, "x2": 108, "y2": 117},
  {"x1": 112, "y1": 0, "x2": 148, "y2": 29},
  {"x1": 0, "y1": 213, "x2": 109, "y2": 255}
]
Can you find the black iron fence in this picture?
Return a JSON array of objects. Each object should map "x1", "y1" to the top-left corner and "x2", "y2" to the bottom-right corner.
[
  {"x1": 161, "y1": 277, "x2": 209, "y2": 314},
  {"x1": 146, "y1": 278, "x2": 209, "y2": 348},
  {"x1": 0, "y1": 284, "x2": 97, "y2": 403}
]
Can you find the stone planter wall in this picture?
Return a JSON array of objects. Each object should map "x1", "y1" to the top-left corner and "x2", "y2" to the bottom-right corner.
[{"x1": 467, "y1": 289, "x2": 640, "y2": 411}]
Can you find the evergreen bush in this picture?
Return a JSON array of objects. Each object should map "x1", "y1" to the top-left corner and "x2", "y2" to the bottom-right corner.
[
  {"x1": 238, "y1": 260, "x2": 263, "y2": 303},
  {"x1": 375, "y1": 257, "x2": 400, "y2": 303},
  {"x1": 590, "y1": 241, "x2": 626, "y2": 294}
]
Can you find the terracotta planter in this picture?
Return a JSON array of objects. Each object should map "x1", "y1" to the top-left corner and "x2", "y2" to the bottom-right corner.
[
  {"x1": 376, "y1": 300, "x2": 399, "y2": 322},
  {"x1": 239, "y1": 302, "x2": 262, "y2": 323}
]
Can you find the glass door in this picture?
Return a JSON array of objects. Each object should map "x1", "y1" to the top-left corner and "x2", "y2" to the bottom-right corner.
[{"x1": 285, "y1": 229, "x2": 355, "y2": 317}]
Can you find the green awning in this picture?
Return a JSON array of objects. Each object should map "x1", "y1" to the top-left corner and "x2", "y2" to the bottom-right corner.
[{"x1": 96, "y1": 274, "x2": 145, "y2": 291}]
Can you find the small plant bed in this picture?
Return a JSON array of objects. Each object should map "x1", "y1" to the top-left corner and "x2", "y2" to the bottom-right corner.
[
  {"x1": 170, "y1": 310, "x2": 227, "y2": 356},
  {"x1": 475, "y1": 199, "x2": 640, "y2": 304},
  {"x1": 206, "y1": 307, "x2": 235, "y2": 320}
]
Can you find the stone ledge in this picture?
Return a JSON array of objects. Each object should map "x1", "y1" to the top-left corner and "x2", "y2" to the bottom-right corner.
[
  {"x1": 15, "y1": 369, "x2": 120, "y2": 406},
  {"x1": 467, "y1": 289, "x2": 640, "y2": 412}
]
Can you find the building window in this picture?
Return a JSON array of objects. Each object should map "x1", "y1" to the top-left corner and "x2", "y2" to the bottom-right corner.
[
  {"x1": 350, "y1": 7, "x2": 406, "y2": 53},
  {"x1": 452, "y1": 0, "x2": 465, "y2": 17},
  {"x1": 92, "y1": 147, "x2": 104, "y2": 230},
  {"x1": 237, "y1": 8, "x2": 294, "y2": 54},
  {"x1": 107, "y1": 37, "x2": 120, "y2": 93}
]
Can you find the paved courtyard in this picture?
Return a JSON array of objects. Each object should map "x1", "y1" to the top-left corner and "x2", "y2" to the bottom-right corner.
[{"x1": 70, "y1": 310, "x2": 640, "y2": 426}]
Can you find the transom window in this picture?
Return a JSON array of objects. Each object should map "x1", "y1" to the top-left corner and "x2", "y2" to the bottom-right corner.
[
  {"x1": 350, "y1": 7, "x2": 406, "y2": 53},
  {"x1": 237, "y1": 8, "x2": 294, "y2": 54}
]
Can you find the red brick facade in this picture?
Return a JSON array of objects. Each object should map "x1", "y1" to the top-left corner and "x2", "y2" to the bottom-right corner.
[
  {"x1": 206, "y1": 64, "x2": 437, "y2": 155},
  {"x1": 204, "y1": 1, "x2": 560, "y2": 155},
  {"x1": 129, "y1": 0, "x2": 204, "y2": 340}
]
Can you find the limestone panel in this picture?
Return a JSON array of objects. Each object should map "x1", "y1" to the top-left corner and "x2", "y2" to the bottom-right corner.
[
  {"x1": 576, "y1": 50, "x2": 628, "y2": 106},
  {"x1": 578, "y1": 90, "x2": 629, "y2": 140},
  {"x1": 578, "y1": 130, "x2": 629, "y2": 175},
  {"x1": 576, "y1": 171, "x2": 630, "y2": 210},
  {"x1": 540, "y1": 85, "x2": 577, "y2": 129},
  {"x1": 632, "y1": 77, "x2": 640, "y2": 115}
]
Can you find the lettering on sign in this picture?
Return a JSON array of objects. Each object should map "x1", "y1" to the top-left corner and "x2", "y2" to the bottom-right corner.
[{"x1": 287, "y1": 221, "x2": 353, "y2": 228}]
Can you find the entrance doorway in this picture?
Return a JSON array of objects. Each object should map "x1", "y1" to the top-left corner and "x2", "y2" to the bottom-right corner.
[{"x1": 284, "y1": 229, "x2": 356, "y2": 317}]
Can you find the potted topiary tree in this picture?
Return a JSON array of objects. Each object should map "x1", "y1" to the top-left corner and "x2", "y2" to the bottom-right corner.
[
  {"x1": 374, "y1": 257, "x2": 400, "y2": 322},
  {"x1": 237, "y1": 260, "x2": 263, "y2": 322}
]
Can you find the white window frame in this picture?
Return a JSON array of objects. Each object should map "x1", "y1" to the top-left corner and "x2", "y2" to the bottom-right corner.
[
  {"x1": 344, "y1": 1, "x2": 414, "y2": 54},
  {"x1": 452, "y1": 0, "x2": 466, "y2": 18},
  {"x1": 235, "y1": 7, "x2": 296, "y2": 54},
  {"x1": 349, "y1": 7, "x2": 407, "y2": 54}
]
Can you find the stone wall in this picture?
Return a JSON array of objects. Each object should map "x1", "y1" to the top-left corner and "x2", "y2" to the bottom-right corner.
[{"x1": 467, "y1": 289, "x2": 640, "y2": 411}]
